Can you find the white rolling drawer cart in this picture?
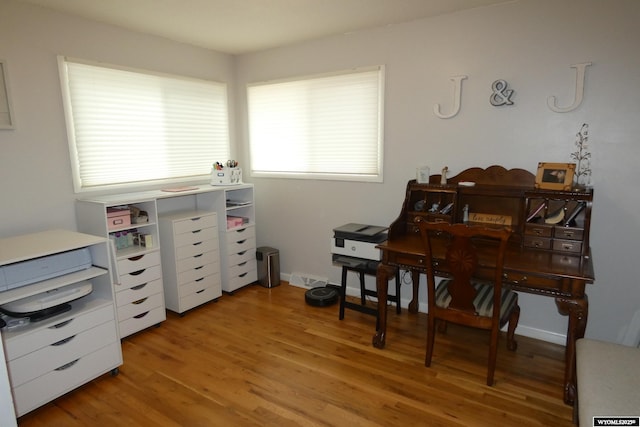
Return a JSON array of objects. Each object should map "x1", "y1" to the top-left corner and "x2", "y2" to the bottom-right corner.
[
  {"x1": 222, "y1": 186, "x2": 257, "y2": 293},
  {"x1": 159, "y1": 210, "x2": 222, "y2": 313},
  {"x1": 76, "y1": 196, "x2": 167, "y2": 338},
  {"x1": 0, "y1": 230, "x2": 122, "y2": 417},
  {"x1": 223, "y1": 225, "x2": 257, "y2": 292}
]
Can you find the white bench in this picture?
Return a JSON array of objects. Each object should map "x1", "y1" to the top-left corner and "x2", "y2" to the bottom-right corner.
[{"x1": 575, "y1": 338, "x2": 640, "y2": 425}]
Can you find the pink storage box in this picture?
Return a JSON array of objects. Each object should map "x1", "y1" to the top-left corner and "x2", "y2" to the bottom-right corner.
[
  {"x1": 107, "y1": 207, "x2": 131, "y2": 230},
  {"x1": 226, "y1": 216, "x2": 244, "y2": 229}
]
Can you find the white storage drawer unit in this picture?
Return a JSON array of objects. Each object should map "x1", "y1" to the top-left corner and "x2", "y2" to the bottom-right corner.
[
  {"x1": 0, "y1": 230, "x2": 122, "y2": 417},
  {"x1": 223, "y1": 224, "x2": 257, "y2": 293},
  {"x1": 159, "y1": 211, "x2": 222, "y2": 314},
  {"x1": 74, "y1": 184, "x2": 257, "y2": 319}
]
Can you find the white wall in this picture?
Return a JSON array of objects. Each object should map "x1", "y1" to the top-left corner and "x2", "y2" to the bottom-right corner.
[
  {"x1": 0, "y1": 0, "x2": 638, "y2": 346},
  {"x1": 235, "y1": 0, "x2": 640, "y2": 345},
  {"x1": 0, "y1": 0, "x2": 235, "y2": 235}
]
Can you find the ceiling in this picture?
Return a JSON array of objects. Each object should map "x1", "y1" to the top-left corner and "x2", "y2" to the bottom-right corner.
[{"x1": 18, "y1": 0, "x2": 512, "y2": 54}]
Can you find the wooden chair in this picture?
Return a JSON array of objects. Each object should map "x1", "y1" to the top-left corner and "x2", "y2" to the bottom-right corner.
[{"x1": 417, "y1": 221, "x2": 520, "y2": 386}]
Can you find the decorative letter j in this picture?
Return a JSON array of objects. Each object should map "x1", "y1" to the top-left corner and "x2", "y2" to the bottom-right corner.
[{"x1": 434, "y1": 75, "x2": 467, "y2": 119}]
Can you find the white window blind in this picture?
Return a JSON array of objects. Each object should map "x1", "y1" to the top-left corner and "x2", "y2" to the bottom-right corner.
[
  {"x1": 59, "y1": 57, "x2": 230, "y2": 192},
  {"x1": 247, "y1": 66, "x2": 384, "y2": 182}
]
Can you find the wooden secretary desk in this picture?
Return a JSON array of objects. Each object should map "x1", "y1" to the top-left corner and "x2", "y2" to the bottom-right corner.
[{"x1": 373, "y1": 165, "x2": 594, "y2": 405}]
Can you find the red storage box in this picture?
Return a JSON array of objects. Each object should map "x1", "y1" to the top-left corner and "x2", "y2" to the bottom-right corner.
[{"x1": 107, "y1": 207, "x2": 131, "y2": 230}]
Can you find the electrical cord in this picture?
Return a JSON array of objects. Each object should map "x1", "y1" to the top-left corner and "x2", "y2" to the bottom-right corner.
[{"x1": 401, "y1": 269, "x2": 413, "y2": 285}]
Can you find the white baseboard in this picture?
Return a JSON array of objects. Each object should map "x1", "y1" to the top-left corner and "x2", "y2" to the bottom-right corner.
[
  {"x1": 288, "y1": 275, "x2": 568, "y2": 346},
  {"x1": 516, "y1": 326, "x2": 566, "y2": 346},
  {"x1": 406, "y1": 297, "x2": 567, "y2": 346}
]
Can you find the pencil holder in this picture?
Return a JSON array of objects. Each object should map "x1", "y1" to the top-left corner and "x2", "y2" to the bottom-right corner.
[{"x1": 210, "y1": 167, "x2": 242, "y2": 185}]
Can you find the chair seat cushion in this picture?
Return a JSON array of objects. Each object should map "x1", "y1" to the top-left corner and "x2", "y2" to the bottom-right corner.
[{"x1": 435, "y1": 279, "x2": 518, "y2": 322}]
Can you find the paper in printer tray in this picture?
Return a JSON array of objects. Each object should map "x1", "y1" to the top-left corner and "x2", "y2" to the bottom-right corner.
[{"x1": 332, "y1": 223, "x2": 388, "y2": 243}]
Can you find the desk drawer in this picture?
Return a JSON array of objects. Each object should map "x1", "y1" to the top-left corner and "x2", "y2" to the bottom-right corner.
[
  {"x1": 118, "y1": 264, "x2": 162, "y2": 290},
  {"x1": 228, "y1": 249, "x2": 255, "y2": 266},
  {"x1": 390, "y1": 252, "x2": 565, "y2": 293},
  {"x1": 4, "y1": 304, "x2": 115, "y2": 361},
  {"x1": 552, "y1": 253, "x2": 584, "y2": 268},
  {"x1": 116, "y1": 278, "x2": 163, "y2": 306},
  {"x1": 227, "y1": 236, "x2": 256, "y2": 254},
  {"x1": 226, "y1": 270, "x2": 257, "y2": 291},
  {"x1": 226, "y1": 225, "x2": 255, "y2": 244},
  {"x1": 174, "y1": 227, "x2": 217, "y2": 248},
  {"x1": 525, "y1": 224, "x2": 553, "y2": 238},
  {"x1": 392, "y1": 252, "x2": 425, "y2": 269},
  {"x1": 175, "y1": 238, "x2": 217, "y2": 259},
  {"x1": 523, "y1": 236, "x2": 552, "y2": 250},
  {"x1": 229, "y1": 259, "x2": 257, "y2": 278},
  {"x1": 554, "y1": 226, "x2": 584, "y2": 241},
  {"x1": 8, "y1": 320, "x2": 118, "y2": 387},
  {"x1": 503, "y1": 271, "x2": 562, "y2": 292},
  {"x1": 553, "y1": 239, "x2": 583, "y2": 254},
  {"x1": 177, "y1": 262, "x2": 216, "y2": 286},
  {"x1": 117, "y1": 251, "x2": 161, "y2": 275},
  {"x1": 179, "y1": 273, "x2": 220, "y2": 298},
  {"x1": 117, "y1": 291, "x2": 164, "y2": 321},
  {"x1": 177, "y1": 251, "x2": 217, "y2": 272},
  {"x1": 12, "y1": 341, "x2": 121, "y2": 417},
  {"x1": 179, "y1": 285, "x2": 220, "y2": 312},
  {"x1": 118, "y1": 306, "x2": 165, "y2": 338},
  {"x1": 173, "y1": 213, "x2": 217, "y2": 235}
]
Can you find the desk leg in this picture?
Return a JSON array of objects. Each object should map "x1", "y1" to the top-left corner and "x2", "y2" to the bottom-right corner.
[
  {"x1": 408, "y1": 270, "x2": 420, "y2": 313},
  {"x1": 373, "y1": 263, "x2": 396, "y2": 349},
  {"x1": 556, "y1": 294, "x2": 589, "y2": 406},
  {"x1": 339, "y1": 266, "x2": 348, "y2": 320}
]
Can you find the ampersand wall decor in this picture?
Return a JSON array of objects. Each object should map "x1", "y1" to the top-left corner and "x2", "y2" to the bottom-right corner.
[{"x1": 489, "y1": 79, "x2": 514, "y2": 106}]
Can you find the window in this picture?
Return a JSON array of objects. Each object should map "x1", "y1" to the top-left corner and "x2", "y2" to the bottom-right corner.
[
  {"x1": 247, "y1": 66, "x2": 384, "y2": 182},
  {"x1": 59, "y1": 57, "x2": 230, "y2": 192}
]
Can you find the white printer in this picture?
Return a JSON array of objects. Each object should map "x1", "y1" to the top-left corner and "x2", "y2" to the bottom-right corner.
[
  {"x1": 0, "y1": 247, "x2": 92, "y2": 292},
  {"x1": 0, "y1": 247, "x2": 94, "y2": 323},
  {"x1": 330, "y1": 223, "x2": 388, "y2": 263}
]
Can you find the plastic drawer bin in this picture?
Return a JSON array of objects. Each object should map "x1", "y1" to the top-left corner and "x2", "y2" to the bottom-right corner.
[{"x1": 256, "y1": 247, "x2": 280, "y2": 288}]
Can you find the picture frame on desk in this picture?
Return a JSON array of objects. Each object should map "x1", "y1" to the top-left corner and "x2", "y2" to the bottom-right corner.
[{"x1": 535, "y1": 162, "x2": 575, "y2": 190}]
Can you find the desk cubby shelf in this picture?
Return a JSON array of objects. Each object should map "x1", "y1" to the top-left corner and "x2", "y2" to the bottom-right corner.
[{"x1": 391, "y1": 165, "x2": 593, "y2": 257}]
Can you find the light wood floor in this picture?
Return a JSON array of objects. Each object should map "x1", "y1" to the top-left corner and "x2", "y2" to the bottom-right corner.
[{"x1": 17, "y1": 283, "x2": 574, "y2": 426}]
